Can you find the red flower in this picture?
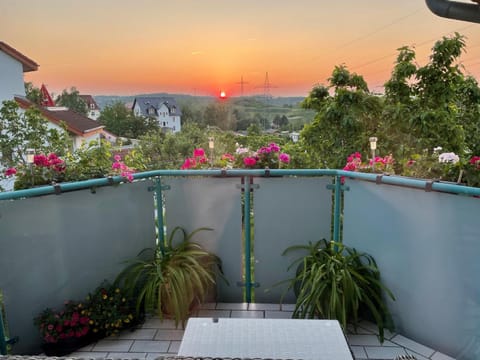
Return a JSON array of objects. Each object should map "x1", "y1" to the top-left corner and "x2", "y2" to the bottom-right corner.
[
  {"x1": 4, "y1": 167, "x2": 16, "y2": 176},
  {"x1": 243, "y1": 157, "x2": 257, "y2": 167},
  {"x1": 193, "y1": 148, "x2": 205, "y2": 157}
]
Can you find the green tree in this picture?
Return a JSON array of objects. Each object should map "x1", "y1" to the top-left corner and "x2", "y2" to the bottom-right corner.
[
  {"x1": 56, "y1": 87, "x2": 88, "y2": 115},
  {"x1": 382, "y1": 33, "x2": 480, "y2": 163},
  {"x1": 24, "y1": 82, "x2": 43, "y2": 105},
  {"x1": 301, "y1": 65, "x2": 382, "y2": 168},
  {"x1": 128, "y1": 123, "x2": 207, "y2": 170},
  {"x1": 0, "y1": 100, "x2": 71, "y2": 167},
  {"x1": 99, "y1": 101, "x2": 157, "y2": 138}
]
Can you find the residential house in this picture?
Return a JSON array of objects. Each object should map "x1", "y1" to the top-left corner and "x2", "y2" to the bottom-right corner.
[
  {"x1": 79, "y1": 94, "x2": 101, "y2": 120},
  {"x1": 132, "y1": 96, "x2": 182, "y2": 133},
  {"x1": 15, "y1": 96, "x2": 106, "y2": 150},
  {"x1": 0, "y1": 41, "x2": 38, "y2": 105}
]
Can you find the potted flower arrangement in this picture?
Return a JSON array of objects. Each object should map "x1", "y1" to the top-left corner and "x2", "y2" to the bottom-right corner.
[
  {"x1": 34, "y1": 301, "x2": 91, "y2": 356},
  {"x1": 34, "y1": 282, "x2": 139, "y2": 356},
  {"x1": 84, "y1": 282, "x2": 140, "y2": 337}
]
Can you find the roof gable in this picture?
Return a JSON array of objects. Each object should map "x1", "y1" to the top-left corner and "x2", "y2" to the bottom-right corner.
[
  {"x1": 132, "y1": 96, "x2": 182, "y2": 117},
  {"x1": 0, "y1": 41, "x2": 38, "y2": 72},
  {"x1": 15, "y1": 96, "x2": 104, "y2": 136}
]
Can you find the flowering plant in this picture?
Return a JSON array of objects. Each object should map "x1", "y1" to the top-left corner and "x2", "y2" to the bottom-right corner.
[
  {"x1": 34, "y1": 301, "x2": 90, "y2": 344},
  {"x1": 463, "y1": 155, "x2": 480, "y2": 187},
  {"x1": 83, "y1": 282, "x2": 137, "y2": 337},
  {"x1": 34, "y1": 282, "x2": 138, "y2": 345},
  {"x1": 180, "y1": 148, "x2": 209, "y2": 169},
  {"x1": 343, "y1": 152, "x2": 395, "y2": 174},
  {"x1": 180, "y1": 143, "x2": 290, "y2": 170},
  {"x1": 13, "y1": 153, "x2": 66, "y2": 190},
  {"x1": 233, "y1": 143, "x2": 290, "y2": 169},
  {"x1": 402, "y1": 147, "x2": 460, "y2": 182},
  {"x1": 111, "y1": 155, "x2": 135, "y2": 182}
]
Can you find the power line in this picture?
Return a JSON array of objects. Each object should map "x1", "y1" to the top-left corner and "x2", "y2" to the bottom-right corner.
[{"x1": 338, "y1": 9, "x2": 422, "y2": 49}]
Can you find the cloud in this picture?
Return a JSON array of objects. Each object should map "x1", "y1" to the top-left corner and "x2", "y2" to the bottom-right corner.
[{"x1": 191, "y1": 51, "x2": 203, "y2": 56}]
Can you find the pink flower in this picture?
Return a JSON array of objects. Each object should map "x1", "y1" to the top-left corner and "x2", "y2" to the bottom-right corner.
[
  {"x1": 269, "y1": 143, "x2": 280, "y2": 152},
  {"x1": 406, "y1": 159, "x2": 416, "y2": 167},
  {"x1": 47, "y1": 324, "x2": 54, "y2": 331},
  {"x1": 114, "y1": 154, "x2": 122, "y2": 161},
  {"x1": 221, "y1": 153, "x2": 235, "y2": 162},
  {"x1": 193, "y1": 148, "x2": 205, "y2": 157},
  {"x1": 279, "y1": 153, "x2": 290, "y2": 163},
  {"x1": 112, "y1": 162, "x2": 122, "y2": 170},
  {"x1": 121, "y1": 171, "x2": 134, "y2": 182},
  {"x1": 34, "y1": 154, "x2": 49, "y2": 167},
  {"x1": 4, "y1": 167, "x2": 16, "y2": 176},
  {"x1": 181, "y1": 157, "x2": 196, "y2": 170},
  {"x1": 243, "y1": 157, "x2": 257, "y2": 167}
]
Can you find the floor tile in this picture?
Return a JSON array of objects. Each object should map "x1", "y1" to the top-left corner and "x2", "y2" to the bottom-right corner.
[
  {"x1": 168, "y1": 341, "x2": 182, "y2": 353},
  {"x1": 69, "y1": 351, "x2": 108, "y2": 358},
  {"x1": 347, "y1": 324, "x2": 375, "y2": 335},
  {"x1": 280, "y1": 304, "x2": 296, "y2": 311},
  {"x1": 350, "y1": 345, "x2": 367, "y2": 359},
  {"x1": 405, "y1": 349, "x2": 430, "y2": 360},
  {"x1": 248, "y1": 303, "x2": 281, "y2": 311},
  {"x1": 347, "y1": 334, "x2": 395, "y2": 347},
  {"x1": 431, "y1": 351, "x2": 456, "y2": 360},
  {"x1": 141, "y1": 318, "x2": 180, "y2": 329},
  {"x1": 92, "y1": 339, "x2": 133, "y2": 352},
  {"x1": 265, "y1": 310, "x2": 293, "y2": 319},
  {"x1": 231, "y1": 310, "x2": 265, "y2": 318},
  {"x1": 107, "y1": 352, "x2": 147, "y2": 359},
  {"x1": 364, "y1": 346, "x2": 407, "y2": 359},
  {"x1": 117, "y1": 328, "x2": 157, "y2": 340},
  {"x1": 130, "y1": 340, "x2": 170, "y2": 353},
  {"x1": 154, "y1": 329, "x2": 184, "y2": 341},
  {"x1": 390, "y1": 334, "x2": 435, "y2": 358},
  {"x1": 197, "y1": 302, "x2": 217, "y2": 310},
  {"x1": 146, "y1": 353, "x2": 172, "y2": 360},
  {"x1": 194, "y1": 309, "x2": 231, "y2": 317},
  {"x1": 76, "y1": 342, "x2": 96, "y2": 351},
  {"x1": 216, "y1": 302, "x2": 248, "y2": 310}
]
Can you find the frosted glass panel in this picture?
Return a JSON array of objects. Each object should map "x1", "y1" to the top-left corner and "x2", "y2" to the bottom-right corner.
[
  {"x1": 164, "y1": 177, "x2": 243, "y2": 302},
  {"x1": 253, "y1": 177, "x2": 333, "y2": 303},
  {"x1": 343, "y1": 180, "x2": 480, "y2": 359},
  {"x1": 0, "y1": 181, "x2": 155, "y2": 353}
]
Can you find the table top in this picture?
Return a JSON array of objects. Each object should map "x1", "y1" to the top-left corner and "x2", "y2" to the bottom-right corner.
[{"x1": 178, "y1": 318, "x2": 354, "y2": 360}]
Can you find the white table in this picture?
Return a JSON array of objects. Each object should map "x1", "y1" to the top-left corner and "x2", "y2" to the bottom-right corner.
[{"x1": 178, "y1": 318, "x2": 354, "y2": 360}]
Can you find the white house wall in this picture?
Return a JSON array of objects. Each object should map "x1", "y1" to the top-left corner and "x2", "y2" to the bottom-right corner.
[{"x1": 0, "y1": 51, "x2": 25, "y2": 104}]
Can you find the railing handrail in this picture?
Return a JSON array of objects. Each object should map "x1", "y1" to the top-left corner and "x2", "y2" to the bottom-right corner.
[{"x1": 0, "y1": 168, "x2": 479, "y2": 201}]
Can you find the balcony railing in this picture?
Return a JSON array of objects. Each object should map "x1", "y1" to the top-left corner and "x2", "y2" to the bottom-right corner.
[{"x1": 0, "y1": 169, "x2": 479, "y2": 358}]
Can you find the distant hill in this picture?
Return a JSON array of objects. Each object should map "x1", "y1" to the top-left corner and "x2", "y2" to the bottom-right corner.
[{"x1": 93, "y1": 93, "x2": 305, "y2": 110}]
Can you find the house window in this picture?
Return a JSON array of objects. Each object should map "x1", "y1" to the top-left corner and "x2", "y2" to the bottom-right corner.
[
  {"x1": 90, "y1": 103, "x2": 95, "y2": 110},
  {"x1": 163, "y1": 122, "x2": 166, "y2": 126}
]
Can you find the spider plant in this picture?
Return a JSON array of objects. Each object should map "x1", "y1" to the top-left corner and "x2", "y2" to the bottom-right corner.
[
  {"x1": 115, "y1": 226, "x2": 222, "y2": 328},
  {"x1": 281, "y1": 239, "x2": 395, "y2": 342}
]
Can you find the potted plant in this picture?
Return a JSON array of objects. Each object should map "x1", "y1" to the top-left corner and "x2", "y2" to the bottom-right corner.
[
  {"x1": 84, "y1": 281, "x2": 140, "y2": 337},
  {"x1": 281, "y1": 239, "x2": 395, "y2": 342},
  {"x1": 34, "y1": 282, "x2": 139, "y2": 356},
  {"x1": 34, "y1": 301, "x2": 92, "y2": 356},
  {"x1": 115, "y1": 226, "x2": 223, "y2": 328}
]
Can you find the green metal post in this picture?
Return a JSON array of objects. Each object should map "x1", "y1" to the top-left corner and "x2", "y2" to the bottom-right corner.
[
  {"x1": 155, "y1": 178, "x2": 165, "y2": 255},
  {"x1": 244, "y1": 176, "x2": 252, "y2": 303},
  {"x1": 333, "y1": 175, "x2": 342, "y2": 244}
]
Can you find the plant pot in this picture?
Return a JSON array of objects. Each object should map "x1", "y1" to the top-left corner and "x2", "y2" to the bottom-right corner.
[{"x1": 42, "y1": 333, "x2": 101, "y2": 356}]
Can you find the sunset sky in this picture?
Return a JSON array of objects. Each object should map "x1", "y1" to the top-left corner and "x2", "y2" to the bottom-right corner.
[{"x1": 1, "y1": 0, "x2": 479, "y2": 97}]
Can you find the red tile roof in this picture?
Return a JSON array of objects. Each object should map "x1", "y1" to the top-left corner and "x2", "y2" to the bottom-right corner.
[
  {"x1": 0, "y1": 41, "x2": 38, "y2": 72},
  {"x1": 15, "y1": 96, "x2": 104, "y2": 136}
]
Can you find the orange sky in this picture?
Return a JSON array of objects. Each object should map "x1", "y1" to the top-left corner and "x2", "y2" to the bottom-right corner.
[{"x1": 1, "y1": 0, "x2": 479, "y2": 97}]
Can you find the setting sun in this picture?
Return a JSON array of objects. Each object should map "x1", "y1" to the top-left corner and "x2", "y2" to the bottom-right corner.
[{"x1": 220, "y1": 91, "x2": 226, "y2": 99}]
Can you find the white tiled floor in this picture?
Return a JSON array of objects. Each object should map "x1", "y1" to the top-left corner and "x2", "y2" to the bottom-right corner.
[{"x1": 70, "y1": 303, "x2": 456, "y2": 360}]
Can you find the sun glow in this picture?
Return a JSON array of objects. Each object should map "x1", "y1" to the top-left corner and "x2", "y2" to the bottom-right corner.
[{"x1": 220, "y1": 91, "x2": 226, "y2": 99}]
